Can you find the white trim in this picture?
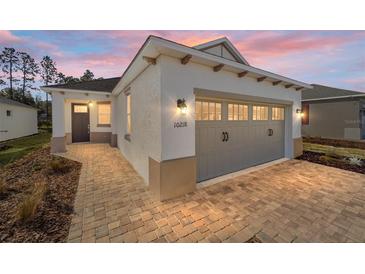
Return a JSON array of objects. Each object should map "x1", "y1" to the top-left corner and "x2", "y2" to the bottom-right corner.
[
  {"x1": 197, "y1": 158, "x2": 289, "y2": 189},
  {"x1": 193, "y1": 37, "x2": 250, "y2": 65},
  {"x1": 41, "y1": 87, "x2": 113, "y2": 96},
  {"x1": 302, "y1": 94, "x2": 365, "y2": 102},
  {"x1": 112, "y1": 36, "x2": 313, "y2": 95}
]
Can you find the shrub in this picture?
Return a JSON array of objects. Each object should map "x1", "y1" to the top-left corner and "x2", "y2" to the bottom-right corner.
[
  {"x1": 49, "y1": 159, "x2": 67, "y2": 173},
  {"x1": 18, "y1": 182, "x2": 47, "y2": 222},
  {"x1": 348, "y1": 156, "x2": 363, "y2": 167}
]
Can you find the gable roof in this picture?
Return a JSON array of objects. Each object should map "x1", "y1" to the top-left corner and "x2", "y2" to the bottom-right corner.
[
  {"x1": 112, "y1": 35, "x2": 312, "y2": 95},
  {"x1": 0, "y1": 96, "x2": 37, "y2": 109},
  {"x1": 302, "y1": 84, "x2": 365, "y2": 101},
  {"x1": 193, "y1": 37, "x2": 249, "y2": 65},
  {"x1": 42, "y1": 77, "x2": 121, "y2": 93}
]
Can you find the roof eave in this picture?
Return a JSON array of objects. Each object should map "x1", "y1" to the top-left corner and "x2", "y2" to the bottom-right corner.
[
  {"x1": 41, "y1": 86, "x2": 113, "y2": 95},
  {"x1": 112, "y1": 35, "x2": 313, "y2": 95}
]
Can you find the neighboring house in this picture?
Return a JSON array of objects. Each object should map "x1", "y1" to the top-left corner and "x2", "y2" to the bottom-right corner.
[
  {"x1": 0, "y1": 96, "x2": 38, "y2": 142},
  {"x1": 42, "y1": 35, "x2": 312, "y2": 200},
  {"x1": 302, "y1": 84, "x2": 365, "y2": 140}
]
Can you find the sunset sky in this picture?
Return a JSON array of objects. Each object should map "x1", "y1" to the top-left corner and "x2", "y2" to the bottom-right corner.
[{"x1": 1, "y1": 30, "x2": 364, "y2": 95}]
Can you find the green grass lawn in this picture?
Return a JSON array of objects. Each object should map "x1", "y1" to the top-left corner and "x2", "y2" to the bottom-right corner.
[
  {"x1": 0, "y1": 131, "x2": 51, "y2": 167},
  {"x1": 303, "y1": 142, "x2": 365, "y2": 159}
]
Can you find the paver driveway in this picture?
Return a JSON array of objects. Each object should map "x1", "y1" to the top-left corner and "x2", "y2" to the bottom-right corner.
[{"x1": 61, "y1": 144, "x2": 365, "y2": 243}]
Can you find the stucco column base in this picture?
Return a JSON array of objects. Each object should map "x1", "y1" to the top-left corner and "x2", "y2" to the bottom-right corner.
[
  {"x1": 149, "y1": 156, "x2": 196, "y2": 201},
  {"x1": 293, "y1": 137, "x2": 303, "y2": 158},
  {"x1": 111, "y1": 134, "x2": 118, "y2": 147},
  {"x1": 51, "y1": 136, "x2": 66, "y2": 153}
]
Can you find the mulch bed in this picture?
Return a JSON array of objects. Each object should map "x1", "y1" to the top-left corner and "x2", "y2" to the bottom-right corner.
[
  {"x1": 297, "y1": 151, "x2": 365, "y2": 174},
  {"x1": 303, "y1": 136, "x2": 365, "y2": 150},
  {"x1": 0, "y1": 147, "x2": 81, "y2": 242}
]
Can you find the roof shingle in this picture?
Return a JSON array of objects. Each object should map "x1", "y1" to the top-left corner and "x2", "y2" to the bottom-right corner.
[
  {"x1": 302, "y1": 84, "x2": 365, "y2": 100},
  {"x1": 43, "y1": 77, "x2": 121, "y2": 92}
]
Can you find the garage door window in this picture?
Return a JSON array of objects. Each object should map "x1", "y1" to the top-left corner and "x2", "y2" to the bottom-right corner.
[
  {"x1": 253, "y1": 106, "x2": 268, "y2": 120},
  {"x1": 195, "y1": 101, "x2": 221, "y2": 120},
  {"x1": 228, "y1": 103, "x2": 248, "y2": 121},
  {"x1": 272, "y1": 107, "x2": 284, "y2": 120}
]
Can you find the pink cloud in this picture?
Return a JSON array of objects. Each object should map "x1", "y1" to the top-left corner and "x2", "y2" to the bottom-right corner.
[{"x1": 0, "y1": 30, "x2": 22, "y2": 44}]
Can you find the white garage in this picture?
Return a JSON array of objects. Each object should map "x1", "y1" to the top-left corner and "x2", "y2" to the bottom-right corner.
[{"x1": 0, "y1": 96, "x2": 38, "y2": 142}]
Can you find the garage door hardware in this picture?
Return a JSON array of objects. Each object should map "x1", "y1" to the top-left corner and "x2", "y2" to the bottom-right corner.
[
  {"x1": 268, "y1": 128, "x2": 274, "y2": 136},
  {"x1": 222, "y1": 131, "x2": 229, "y2": 142}
]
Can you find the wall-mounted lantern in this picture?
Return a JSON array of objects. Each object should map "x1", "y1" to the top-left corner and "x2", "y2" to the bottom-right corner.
[
  {"x1": 88, "y1": 101, "x2": 93, "y2": 107},
  {"x1": 177, "y1": 98, "x2": 187, "y2": 114},
  {"x1": 296, "y1": 108, "x2": 304, "y2": 117}
]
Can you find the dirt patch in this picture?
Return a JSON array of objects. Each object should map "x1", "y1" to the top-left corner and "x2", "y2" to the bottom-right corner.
[
  {"x1": 303, "y1": 137, "x2": 365, "y2": 150},
  {"x1": 0, "y1": 146, "x2": 81, "y2": 242},
  {"x1": 297, "y1": 151, "x2": 365, "y2": 174}
]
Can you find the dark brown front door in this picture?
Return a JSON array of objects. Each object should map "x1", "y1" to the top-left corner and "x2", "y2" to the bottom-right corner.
[{"x1": 72, "y1": 103, "x2": 90, "y2": 143}]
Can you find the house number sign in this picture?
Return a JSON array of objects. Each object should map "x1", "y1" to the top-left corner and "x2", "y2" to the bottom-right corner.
[{"x1": 174, "y1": 121, "x2": 187, "y2": 128}]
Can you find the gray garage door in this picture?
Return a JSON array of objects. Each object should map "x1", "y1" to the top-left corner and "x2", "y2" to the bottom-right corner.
[{"x1": 196, "y1": 101, "x2": 285, "y2": 182}]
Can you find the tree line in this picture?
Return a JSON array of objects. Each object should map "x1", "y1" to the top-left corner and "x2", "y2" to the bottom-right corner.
[{"x1": 0, "y1": 47, "x2": 102, "y2": 122}]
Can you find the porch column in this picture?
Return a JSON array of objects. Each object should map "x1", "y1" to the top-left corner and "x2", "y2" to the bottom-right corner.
[
  {"x1": 51, "y1": 91, "x2": 66, "y2": 153},
  {"x1": 110, "y1": 95, "x2": 118, "y2": 147}
]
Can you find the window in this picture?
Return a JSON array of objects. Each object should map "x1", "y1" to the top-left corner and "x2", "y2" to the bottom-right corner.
[
  {"x1": 228, "y1": 103, "x2": 248, "y2": 120},
  {"x1": 97, "y1": 103, "x2": 111, "y2": 126},
  {"x1": 272, "y1": 107, "x2": 285, "y2": 120},
  {"x1": 6, "y1": 110, "x2": 11, "y2": 117},
  {"x1": 195, "y1": 101, "x2": 221, "y2": 120},
  {"x1": 302, "y1": 104, "x2": 309, "y2": 125},
  {"x1": 253, "y1": 106, "x2": 268, "y2": 120},
  {"x1": 74, "y1": 105, "x2": 88, "y2": 113},
  {"x1": 126, "y1": 94, "x2": 131, "y2": 134}
]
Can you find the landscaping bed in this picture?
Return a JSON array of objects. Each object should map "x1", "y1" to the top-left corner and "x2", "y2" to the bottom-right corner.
[
  {"x1": 0, "y1": 146, "x2": 81, "y2": 242},
  {"x1": 297, "y1": 151, "x2": 365, "y2": 174}
]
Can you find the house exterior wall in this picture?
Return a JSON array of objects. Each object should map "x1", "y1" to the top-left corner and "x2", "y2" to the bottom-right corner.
[
  {"x1": 302, "y1": 100, "x2": 361, "y2": 140},
  {"x1": 159, "y1": 55, "x2": 302, "y2": 162},
  {"x1": 116, "y1": 64, "x2": 162, "y2": 182},
  {"x1": 0, "y1": 102, "x2": 38, "y2": 142}
]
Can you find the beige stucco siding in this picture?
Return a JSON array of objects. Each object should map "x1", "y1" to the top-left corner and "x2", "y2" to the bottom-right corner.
[
  {"x1": 302, "y1": 100, "x2": 361, "y2": 140},
  {"x1": 0, "y1": 102, "x2": 38, "y2": 141},
  {"x1": 117, "y1": 64, "x2": 162, "y2": 183}
]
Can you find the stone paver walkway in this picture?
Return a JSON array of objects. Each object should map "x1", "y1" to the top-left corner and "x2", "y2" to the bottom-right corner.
[{"x1": 62, "y1": 144, "x2": 365, "y2": 243}]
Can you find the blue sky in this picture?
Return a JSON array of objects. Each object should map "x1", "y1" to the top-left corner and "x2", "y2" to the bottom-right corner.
[{"x1": 1, "y1": 30, "x2": 364, "y2": 98}]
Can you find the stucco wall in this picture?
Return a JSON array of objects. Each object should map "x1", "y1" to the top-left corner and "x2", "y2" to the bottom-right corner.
[
  {"x1": 302, "y1": 100, "x2": 361, "y2": 140},
  {"x1": 117, "y1": 64, "x2": 162, "y2": 183},
  {"x1": 159, "y1": 55, "x2": 302, "y2": 161},
  {"x1": 0, "y1": 102, "x2": 38, "y2": 141}
]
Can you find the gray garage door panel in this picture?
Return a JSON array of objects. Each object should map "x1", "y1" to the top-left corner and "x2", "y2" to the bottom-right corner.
[{"x1": 196, "y1": 108, "x2": 285, "y2": 182}]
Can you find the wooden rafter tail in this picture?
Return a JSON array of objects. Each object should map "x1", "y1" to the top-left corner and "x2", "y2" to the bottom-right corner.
[
  {"x1": 285, "y1": 84, "x2": 294, "y2": 88},
  {"x1": 272, "y1": 80, "x2": 282, "y2": 86},
  {"x1": 213, "y1": 64, "x2": 224, "y2": 72},
  {"x1": 257, "y1": 76, "x2": 267, "y2": 82},
  {"x1": 238, "y1": 71, "x2": 248, "y2": 78},
  {"x1": 142, "y1": 56, "x2": 157, "y2": 65},
  {"x1": 295, "y1": 87, "x2": 303, "y2": 91},
  {"x1": 181, "y1": 54, "x2": 192, "y2": 65}
]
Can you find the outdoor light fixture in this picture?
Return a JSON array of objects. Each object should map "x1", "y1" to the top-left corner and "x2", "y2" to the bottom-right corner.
[
  {"x1": 177, "y1": 98, "x2": 187, "y2": 114},
  {"x1": 88, "y1": 101, "x2": 93, "y2": 107},
  {"x1": 296, "y1": 108, "x2": 304, "y2": 117}
]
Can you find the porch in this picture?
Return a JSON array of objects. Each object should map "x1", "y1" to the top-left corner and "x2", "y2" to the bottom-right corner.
[{"x1": 50, "y1": 90, "x2": 118, "y2": 153}]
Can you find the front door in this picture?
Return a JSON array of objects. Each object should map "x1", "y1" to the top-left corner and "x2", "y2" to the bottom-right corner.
[{"x1": 72, "y1": 103, "x2": 90, "y2": 143}]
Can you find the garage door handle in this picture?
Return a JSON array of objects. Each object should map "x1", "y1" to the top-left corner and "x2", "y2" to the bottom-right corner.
[
  {"x1": 268, "y1": 129, "x2": 274, "y2": 136},
  {"x1": 222, "y1": 132, "x2": 227, "y2": 142}
]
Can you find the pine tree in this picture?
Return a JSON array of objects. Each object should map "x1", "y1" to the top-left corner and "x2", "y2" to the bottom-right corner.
[
  {"x1": 40, "y1": 56, "x2": 57, "y2": 122},
  {"x1": 80, "y1": 69, "x2": 95, "y2": 82},
  {"x1": 0, "y1": 47, "x2": 20, "y2": 99},
  {"x1": 18, "y1": 52, "x2": 39, "y2": 102}
]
